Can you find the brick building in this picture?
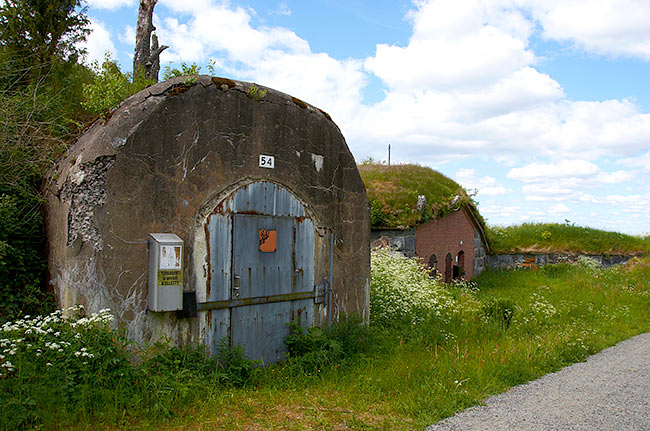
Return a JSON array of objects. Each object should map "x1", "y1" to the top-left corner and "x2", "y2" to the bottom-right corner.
[
  {"x1": 415, "y1": 205, "x2": 489, "y2": 281},
  {"x1": 361, "y1": 163, "x2": 489, "y2": 281}
]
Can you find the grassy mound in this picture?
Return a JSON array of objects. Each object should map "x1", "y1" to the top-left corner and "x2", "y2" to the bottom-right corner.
[
  {"x1": 359, "y1": 163, "x2": 475, "y2": 229},
  {"x1": 488, "y1": 223, "x2": 650, "y2": 255}
]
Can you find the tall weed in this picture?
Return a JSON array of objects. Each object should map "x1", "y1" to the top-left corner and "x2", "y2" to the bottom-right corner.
[{"x1": 370, "y1": 249, "x2": 456, "y2": 327}]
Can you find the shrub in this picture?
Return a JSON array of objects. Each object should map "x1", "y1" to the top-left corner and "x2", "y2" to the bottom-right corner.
[
  {"x1": 0, "y1": 307, "x2": 262, "y2": 429},
  {"x1": 577, "y1": 255, "x2": 601, "y2": 271},
  {"x1": 285, "y1": 322, "x2": 343, "y2": 373},
  {"x1": 284, "y1": 316, "x2": 375, "y2": 374},
  {"x1": 370, "y1": 249, "x2": 455, "y2": 327},
  {"x1": 215, "y1": 337, "x2": 258, "y2": 386},
  {"x1": 0, "y1": 306, "x2": 136, "y2": 429},
  {"x1": 82, "y1": 54, "x2": 154, "y2": 115},
  {"x1": 162, "y1": 62, "x2": 201, "y2": 80},
  {"x1": 542, "y1": 262, "x2": 574, "y2": 278},
  {"x1": 482, "y1": 298, "x2": 516, "y2": 330},
  {"x1": 327, "y1": 314, "x2": 374, "y2": 356},
  {"x1": 144, "y1": 343, "x2": 222, "y2": 381}
]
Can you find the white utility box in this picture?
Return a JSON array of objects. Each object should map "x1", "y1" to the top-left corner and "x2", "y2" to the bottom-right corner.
[{"x1": 148, "y1": 233, "x2": 183, "y2": 312}]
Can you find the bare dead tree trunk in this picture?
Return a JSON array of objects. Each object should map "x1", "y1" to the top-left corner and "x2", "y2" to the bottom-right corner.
[{"x1": 133, "y1": 0, "x2": 168, "y2": 82}]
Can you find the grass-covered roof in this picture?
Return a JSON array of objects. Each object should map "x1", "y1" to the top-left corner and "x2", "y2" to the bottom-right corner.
[
  {"x1": 487, "y1": 223, "x2": 650, "y2": 255},
  {"x1": 358, "y1": 162, "x2": 484, "y2": 230}
]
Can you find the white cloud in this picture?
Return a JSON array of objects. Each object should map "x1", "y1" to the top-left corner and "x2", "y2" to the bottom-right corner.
[
  {"x1": 548, "y1": 203, "x2": 570, "y2": 215},
  {"x1": 508, "y1": 160, "x2": 600, "y2": 182},
  {"x1": 454, "y1": 168, "x2": 508, "y2": 196},
  {"x1": 365, "y1": 0, "x2": 535, "y2": 91},
  {"x1": 527, "y1": 0, "x2": 650, "y2": 60},
  {"x1": 144, "y1": 0, "x2": 650, "y2": 168},
  {"x1": 81, "y1": 19, "x2": 117, "y2": 64},
  {"x1": 119, "y1": 25, "x2": 136, "y2": 46},
  {"x1": 621, "y1": 150, "x2": 650, "y2": 171},
  {"x1": 86, "y1": 0, "x2": 135, "y2": 10},
  {"x1": 155, "y1": 2, "x2": 366, "y2": 120},
  {"x1": 508, "y1": 159, "x2": 635, "y2": 203},
  {"x1": 271, "y1": 2, "x2": 291, "y2": 16},
  {"x1": 481, "y1": 204, "x2": 521, "y2": 218},
  {"x1": 349, "y1": 1, "x2": 650, "y2": 164},
  {"x1": 124, "y1": 0, "x2": 650, "y2": 233},
  {"x1": 509, "y1": 160, "x2": 633, "y2": 185}
]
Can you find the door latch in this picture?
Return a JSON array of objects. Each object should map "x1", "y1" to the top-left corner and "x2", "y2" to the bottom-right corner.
[{"x1": 233, "y1": 275, "x2": 241, "y2": 298}]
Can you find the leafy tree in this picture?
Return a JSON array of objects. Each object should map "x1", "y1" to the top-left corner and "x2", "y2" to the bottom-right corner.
[
  {"x1": 0, "y1": 0, "x2": 92, "y2": 320},
  {"x1": 82, "y1": 54, "x2": 155, "y2": 115},
  {"x1": 0, "y1": 0, "x2": 90, "y2": 84}
]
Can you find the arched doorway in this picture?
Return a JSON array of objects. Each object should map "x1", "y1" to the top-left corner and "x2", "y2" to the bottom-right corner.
[
  {"x1": 444, "y1": 253, "x2": 452, "y2": 283},
  {"x1": 202, "y1": 181, "x2": 315, "y2": 364},
  {"x1": 453, "y1": 250, "x2": 465, "y2": 280},
  {"x1": 428, "y1": 253, "x2": 438, "y2": 276}
]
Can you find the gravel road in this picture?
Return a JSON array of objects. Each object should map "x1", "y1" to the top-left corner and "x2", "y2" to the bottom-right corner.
[{"x1": 426, "y1": 332, "x2": 650, "y2": 431}]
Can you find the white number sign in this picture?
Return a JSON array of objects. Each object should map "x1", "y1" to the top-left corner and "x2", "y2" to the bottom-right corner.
[{"x1": 259, "y1": 154, "x2": 275, "y2": 169}]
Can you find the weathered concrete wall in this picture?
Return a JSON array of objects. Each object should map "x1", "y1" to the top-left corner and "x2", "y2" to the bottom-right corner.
[
  {"x1": 45, "y1": 76, "x2": 370, "y2": 348},
  {"x1": 487, "y1": 254, "x2": 632, "y2": 270},
  {"x1": 370, "y1": 229, "x2": 416, "y2": 257}
]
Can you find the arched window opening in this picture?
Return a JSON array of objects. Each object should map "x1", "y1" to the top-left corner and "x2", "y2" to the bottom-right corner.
[
  {"x1": 428, "y1": 254, "x2": 438, "y2": 277},
  {"x1": 444, "y1": 253, "x2": 452, "y2": 283},
  {"x1": 454, "y1": 250, "x2": 465, "y2": 280}
]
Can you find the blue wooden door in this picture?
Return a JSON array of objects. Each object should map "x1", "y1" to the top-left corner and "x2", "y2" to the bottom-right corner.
[{"x1": 205, "y1": 181, "x2": 314, "y2": 364}]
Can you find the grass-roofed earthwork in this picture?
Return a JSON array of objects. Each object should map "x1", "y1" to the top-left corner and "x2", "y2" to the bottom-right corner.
[
  {"x1": 487, "y1": 223, "x2": 650, "y2": 255},
  {"x1": 358, "y1": 162, "x2": 483, "y2": 229}
]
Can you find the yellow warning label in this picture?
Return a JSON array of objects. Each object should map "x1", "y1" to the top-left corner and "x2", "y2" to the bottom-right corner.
[{"x1": 157, "y1": 269, "x2": 183, "y2": 286}]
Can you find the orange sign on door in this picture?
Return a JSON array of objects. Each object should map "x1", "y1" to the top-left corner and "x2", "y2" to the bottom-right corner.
[{"x1": 259, "y1": 229, "x2": 277, "y2": 252}]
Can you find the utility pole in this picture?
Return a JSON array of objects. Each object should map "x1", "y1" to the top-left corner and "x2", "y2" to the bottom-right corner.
[{"x1": 388, "y1": 144, "x2": 391, "y2": 166}]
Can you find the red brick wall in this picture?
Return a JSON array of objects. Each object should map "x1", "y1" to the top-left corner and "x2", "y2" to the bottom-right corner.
[{"x1": 415, "y1": 208, "x2": 476, "y2": 280}]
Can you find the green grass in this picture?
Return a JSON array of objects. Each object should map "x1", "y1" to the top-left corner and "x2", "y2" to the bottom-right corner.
[
  {"x1": 136, "y1": 257, "x2": 650, "y2": 430},
  {"x1": 5, "y1": 256, "x2": 650, "y2": 430},
  {"x1": 358, "y1": 162, "x2": 473, "y2": 229},
  {"x1": 488, "y1": 222, "x2": 650, "y2": 255}
]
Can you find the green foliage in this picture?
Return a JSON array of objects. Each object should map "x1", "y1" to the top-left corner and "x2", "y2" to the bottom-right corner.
[
  {"x1": 487, "y1": 222, "x2": 650, "y2": 255},
  {"x1": 284, "y1": 316, "x2": 375, "y2": 376},
  {"x1": 144, "y1": 343, "x2": 220, "y2": 381},
  {"x1": 285, "y1": 322, "x2": 343, "y2": 373},
  {"x1": 369, "y1": 197, "x2": 393, "y2": 227},
  {"x1": 82, "y1": 54, "x2": 155, "y2": 115},
  {"x1": 0, "y1": 307, "x2": 264, "y2": 429},
  {"x1": 481, "y1": 298, "x2": 516, "y2": 330},
  {"x1": 359, "y1": 163, "x2": 482, "y2": 229},
  {"x1": 246, "y1": 84, "x2": 267, "y2": 101},
  {"x1": 541, "y1": 261, "x2": 574, "y2": 278},
  {"x1": 162, "y1": 62, "x2": 202, "y2": 80},
  {"x1": 215, "y1": 337, "x2": 258, "y2": 386},
  {"x1": 5, "y1": 257, "x2": 650, "y2": 430},
  {"x1": 0, "y1": 0, "x2": 90, "y2": 85},
  {"x1": 370, "y1": 249, "x2": 458, "y2": 327},
  {"x1": 0, "y1": 63, "x2": 90, "y2": 320},
  {"x1": 576, "y1": 255, "x2": 601, "y2": 271},
  {"x1": 0, "y1": 307, "x2": 136, "y2": 429},
  {"x1": 0, "y1": 195, "x2": 54, "y2": 320}
]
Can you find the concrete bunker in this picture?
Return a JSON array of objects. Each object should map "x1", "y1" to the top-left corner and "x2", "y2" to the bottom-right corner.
[{"x1": 45, "y1": 76, "x2": 370, "y2": 363}]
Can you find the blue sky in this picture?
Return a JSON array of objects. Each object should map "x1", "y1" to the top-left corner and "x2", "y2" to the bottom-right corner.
[{"x1": 83, "y1": 0, "x2": 650, "y2": 235}]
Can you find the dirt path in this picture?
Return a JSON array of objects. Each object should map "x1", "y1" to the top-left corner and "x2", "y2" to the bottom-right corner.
[{"x1": 427, "y1": 332, "x2": 650, "y2": 430}]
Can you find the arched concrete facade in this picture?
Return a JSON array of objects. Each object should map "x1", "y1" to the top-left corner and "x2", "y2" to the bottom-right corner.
[{"x1": 44, "y1": 76, "x2": 370, "y2": 354}]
